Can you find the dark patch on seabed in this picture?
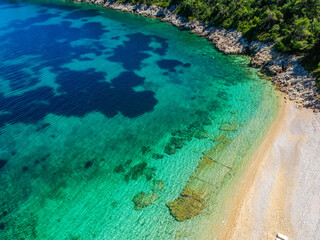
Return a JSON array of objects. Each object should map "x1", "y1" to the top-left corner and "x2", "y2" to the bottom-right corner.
[
  {"x1": 0, "y1": 159, "x2": 7, "y2": 170},
  {"x1": 0, "y1": 5, "x2": 176, "y2": 127},
  {"x1": 157, "y1": 59, "x2": 191, "y2": 72},
  {"x1": 108, "y1": 32, "x2": 169, "y2": 70}
]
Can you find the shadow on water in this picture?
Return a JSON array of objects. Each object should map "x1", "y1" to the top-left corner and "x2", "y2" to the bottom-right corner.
[{"x1": 0, "y1": 5, "x2": 170, "y2": 126}]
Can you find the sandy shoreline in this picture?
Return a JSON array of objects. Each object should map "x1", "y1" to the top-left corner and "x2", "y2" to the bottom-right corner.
[
  {"x1": 219, "y1": 98, "x2": 320, "y2": 239},
  {"x1": 64, "y1": 2, "x2": 319, "y2": 238}
]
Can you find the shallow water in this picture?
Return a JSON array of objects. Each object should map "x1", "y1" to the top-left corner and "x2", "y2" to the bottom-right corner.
[{"x1": 0, "y1": 0, "x2": 279, "y2": 239}]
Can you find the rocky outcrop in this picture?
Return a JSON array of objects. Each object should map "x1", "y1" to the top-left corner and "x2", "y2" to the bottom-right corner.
[
  {"x1": 132, "y1": 191, "x2": 158, "y2": 210},
  {"x1": 71, "y1": 0, "x2": 249, "y2": 54},
  {"x1": 70, "y1": 0, "x2": 320, "y2": 111},
  {"x1": 207, "y1": 28, "x2": 249, "y2": 54},
  {"x1": 248, "y1": 41, "x2": 320, "y2": 110},
  {"x1": 167, "y1": 157, "x2": 213, "y2": 221},
  {"x1": 167, "y1": 156, "x2": 231, "y2": 221},
  {"x1": 167, "y1": 193, "x2": 205, "y2": 222}
]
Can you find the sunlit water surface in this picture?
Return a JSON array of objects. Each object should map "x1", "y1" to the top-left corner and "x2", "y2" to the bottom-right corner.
[{"x1": 0, "y1": 0, "x2": 279, "y2": 239}]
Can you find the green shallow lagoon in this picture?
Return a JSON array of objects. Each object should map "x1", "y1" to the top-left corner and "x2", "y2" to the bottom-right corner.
[{"x1": 0, "y1": 0, "x2": 279, "y2": 239}]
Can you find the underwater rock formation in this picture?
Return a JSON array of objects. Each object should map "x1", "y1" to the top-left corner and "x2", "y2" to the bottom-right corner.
[
  {"x1": 72, "y1": 0, "x2": 320, "y2": 112},
  {"x1": 151, "y1": 179, "x2": 164, "y2": 191},
  {"x1": 164, "y1": 145, "x2": 176, "y2": 155},
  {"x1": 0, "y1": 159, "x2": 7, "y2": 170},
  {"x1": 167, "y1": 135, "x2": 234, "y2": 221},
  {"x1": 213, "y1": 132, "x2": 229, "y2": 142},
  {"x1": 113, "y1": 161, "x2": 156, "y2": 182},
  {"x1": 132, "y1": 191, "x2": 158, "y2": 210},
  {"x1": 152, "y1": 153, "x2": 164, "y2": 159},
  {"x1": 167, "y1": 157, "x2": 215, "y2": 221},
  {"x1": 167, "y1": 194, "x2": 205, "y2": 222},
  {"x1": 219, "y1": 124, "x2": 239, "y2": 131},
  {"x1": 194, "y1": 129, "x2": 210, "y2": 139}
]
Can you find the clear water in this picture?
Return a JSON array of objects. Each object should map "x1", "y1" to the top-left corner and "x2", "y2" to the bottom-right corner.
[{"x1": 0, "y1": 0, "x2": 279, "y2": 239}]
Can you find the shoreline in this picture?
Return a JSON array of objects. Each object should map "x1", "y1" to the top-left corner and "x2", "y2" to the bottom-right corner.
[
  {"x1": 65, "y1": 0, "x2": 320, "y2": 238},
  {"x1": 220, "y1": 99, "x2": 320, "y2": 239},
  {"x1": 70, "y1": 0, "x2": 320, "y2": 111},
  {"x1": 61, "y1": 1, "x2": 320, "y2": 238},
  {"x1": 218, "y1": 97, "x2": 288, "y2": 239}
]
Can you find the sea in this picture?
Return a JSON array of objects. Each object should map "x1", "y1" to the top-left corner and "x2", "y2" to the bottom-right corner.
[{"x1": 0, "y1": 0, "x2": 279, "y2": 239}]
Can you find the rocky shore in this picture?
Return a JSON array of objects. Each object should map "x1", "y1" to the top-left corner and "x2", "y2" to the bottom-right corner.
[{"x1": 71, "y1": 0, "x2": 320, "y2": 111}]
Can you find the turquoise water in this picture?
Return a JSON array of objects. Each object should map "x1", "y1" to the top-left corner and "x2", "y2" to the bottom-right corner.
[{"x1": 0, "y1": 0, "x2": 279, "y2": 239}]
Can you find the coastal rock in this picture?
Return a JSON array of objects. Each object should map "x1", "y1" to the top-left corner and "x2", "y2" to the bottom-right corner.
[
  {"x1": 249, "y1": 43, "x2": 273, "y2": 68},
  {"x1": 75, "y1": 0, "x2": 320, "y2": 111},
  {"x1": 207, "y1": 28, "x2": 249, "y2": 54},
  {"x1": 132, "y1": 191, "x2": 158, "y2": 210},
  {"x1": 248, "y1": 41, "x2": 273, "y2": 56},
  {"x1": 190, "y1": 24, "x2": 206, "y2": 35},
  {"x1": 262, "y1": 63, "x2": 284, "y2": 76}
]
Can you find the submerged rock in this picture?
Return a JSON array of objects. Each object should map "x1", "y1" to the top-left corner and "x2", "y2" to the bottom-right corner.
[
  {"x1": 164, "y1": 145, "x2": 176, "y2": 155},
  {"x1": 170, "y1": 137, "x2": 184, "y2": 149},
  {"x1": 124, "y1": 159, "x2": 132, "y2": 166},
  {"x1": 230, "y1": 110, "x2": 238, "y2": 114},
  {"x1": 167, "y1": 195, "x2": 205, "y2": 221},
  {"x1": 152, "y1": 179, "x2": 164, "y2": 191},
  {"x1": 152, "y1": 153, "x2": 164, "y2": 159},
  {"x1": 141, "y1": 146, "x2": 151, "y2": 155},
  {"x1": 113, "y1": 164, "x2": 125, "y2": 173},
  {"x1": 72, "y1": 0, "x2": 320, "y2": 112},
  {"x1": 204, "y1": 138, "x2": 233, "y2": 159},
  {"x1": 132, "y1": 192, "x2": 158, "y2": 210},
  {"x1": 167, "y1": 157, "x2": 215, "y2": 221},
  {"x1": 124, "y1": 162, "x2": 156, "y2": 182},
  {"x1": 144, "y1": 168, "x2": 155, "y2": 181},
  {"x1": 0, "y1": 159, "x2": 8, "y2": 170},
  {"x1": 202, "y1": 117, "x2": 212, "y2": 125},
  {"x1": 126, "y1": 162, "x2": 147, "y2": 180},
  {"x1": 219, "y1": 125, "x2": 239, "y2": 131},
  {"x1": 84, "y1": 160, "x2": 94, "y2": 169},
  {"x1": 111, "y1": 201, "x2": 118, "y2": 208},
  {"x1": 213, "y1": 132, "x2": 229, "y2": 142},
  {"x1": 22, "y1": 166, "x2": 29, "y2": 172},
  {"x1": 194, "y1": 129, "x2": 210, "y2": 139},
  {"x1": 0, "y1": 222, "x2": 5, "y2": 230}
]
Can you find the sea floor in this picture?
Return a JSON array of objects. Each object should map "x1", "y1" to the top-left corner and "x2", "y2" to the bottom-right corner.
[{"x1": 0, "y1": 0, "x2": 279, "y2": 239}]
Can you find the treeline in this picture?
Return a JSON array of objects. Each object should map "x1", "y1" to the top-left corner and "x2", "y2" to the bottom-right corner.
[{"x1": 120, "y1": 0, "x2": 320, "y2": 86}]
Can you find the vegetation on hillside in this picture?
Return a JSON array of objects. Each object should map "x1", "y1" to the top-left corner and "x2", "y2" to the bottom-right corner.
[{"x1": 120, "y1": 0, "x2": 320, "y2": 86}]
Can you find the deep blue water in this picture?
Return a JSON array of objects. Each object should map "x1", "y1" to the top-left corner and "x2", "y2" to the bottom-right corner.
[{"x1": 0, "y1": 0, "x2": 278, "y2": 239}]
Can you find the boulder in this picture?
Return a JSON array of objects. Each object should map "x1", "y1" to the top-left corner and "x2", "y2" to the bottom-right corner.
[
  {"x1": 195, "y1": 129, "x2": 210, "y2": 139},
  {"x1": 152, "y1": 179, "x2": 165, "y2": 191},
  {"x1": 132, "y1": 192, "x2": 158, "y2": 210},
  {"x1": 219, "y1": 125, "x2": 239, "y2": 131},
  {"x1": 167, "y1": 195, "x2": 205, "y2": 221},
  {"x1": 164, "y1": 145, "x2": 176, "y2": 155}
]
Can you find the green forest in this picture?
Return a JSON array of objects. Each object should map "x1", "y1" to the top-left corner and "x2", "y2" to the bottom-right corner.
[{"x1": 120, "y1": 0, "x2": 320, "y2": 86}]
